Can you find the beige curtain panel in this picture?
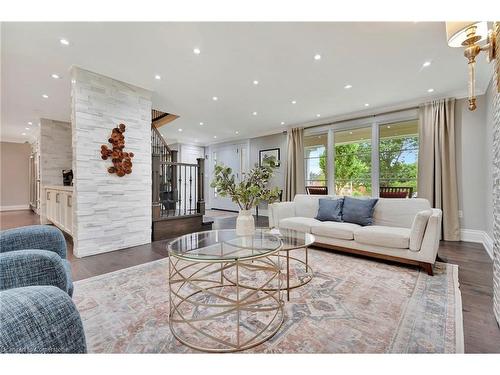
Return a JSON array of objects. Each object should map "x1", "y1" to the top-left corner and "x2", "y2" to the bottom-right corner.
[
  {"x1": 418, "y1": 98, "x2": 460, "y2": 241},
  {"x1": 285, "y1": 127, "x2": 305, "y2": 201}
]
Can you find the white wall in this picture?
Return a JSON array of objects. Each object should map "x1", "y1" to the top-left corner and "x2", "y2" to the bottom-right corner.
[
  {"x1": 71, "y1": 67, "x2": 152, "y2": 257},
  {"x1": 39, "y1": 119, "x2": 72, "y2": 222},
  {"x1": 0, "y1": 141, "x2": 31, "y2": 210}
]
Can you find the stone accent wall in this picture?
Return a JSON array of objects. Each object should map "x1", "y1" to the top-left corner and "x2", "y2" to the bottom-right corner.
[
  {"x1": 71, "y1": 67, "x2": 152, "y2": 257},
  {"x1": 493, "y1": 22, "x2": 500, "y2": 326},
  {"x1": 39, "y1": 119, "x2": 72, "y2": 222}
]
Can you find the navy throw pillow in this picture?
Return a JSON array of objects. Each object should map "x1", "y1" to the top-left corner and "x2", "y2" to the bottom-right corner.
[
  {"x1": 315, "y1": 198, "x2": 344, "y2": 222},
  {"x1": 342, "y1": 196, "x2": 379, "y2": 226}
]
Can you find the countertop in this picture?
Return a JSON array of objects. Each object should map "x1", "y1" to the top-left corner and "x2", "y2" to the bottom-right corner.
[{"x1": 44, "y1": 185, "x2": 74, "y2": 192}]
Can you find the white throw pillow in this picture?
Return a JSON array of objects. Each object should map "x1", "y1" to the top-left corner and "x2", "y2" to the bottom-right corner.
[{"x1": 409, "y1": 210, "x2": 432, "y2": 251}]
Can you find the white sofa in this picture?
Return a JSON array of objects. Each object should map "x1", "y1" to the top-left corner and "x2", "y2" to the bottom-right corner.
[{"x1": 269, "y1": 194, "x2": 443, "y2": 275}]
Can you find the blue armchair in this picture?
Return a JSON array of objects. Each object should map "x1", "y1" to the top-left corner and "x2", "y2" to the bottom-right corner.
[
  {"x1": 0, "y1": 225, "x2": 73, "y2": 296},
  {"x1": 0, "y1": 225, "x2": 86, "y2": 353}
]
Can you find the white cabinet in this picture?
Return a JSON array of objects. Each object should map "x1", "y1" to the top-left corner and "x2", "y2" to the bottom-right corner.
[{"x1": 45, "y1": 186, "x2": 73, "y2": 236}]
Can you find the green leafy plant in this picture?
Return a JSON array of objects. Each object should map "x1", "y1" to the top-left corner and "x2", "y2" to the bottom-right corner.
[{"x1": 210, "y1": 156, "x2": 281, "y2": 210}]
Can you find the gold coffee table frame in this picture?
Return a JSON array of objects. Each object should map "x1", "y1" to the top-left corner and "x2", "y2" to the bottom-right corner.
[{"x1": 168, "y1": 230, "x2": 284, "y2": 353}]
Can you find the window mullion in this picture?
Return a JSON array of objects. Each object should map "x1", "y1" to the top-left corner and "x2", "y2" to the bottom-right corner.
[
  {"x1": 327, "y1": 128, "x2": 334, "y2": 195},
  {"x1": 371, "y1": 122, "x2": 380, "y2": 198}
]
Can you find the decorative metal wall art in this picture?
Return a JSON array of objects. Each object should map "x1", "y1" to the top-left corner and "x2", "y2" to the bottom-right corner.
[{"x1": 100, "y1": 123, "x2": 134, "y2": 177}]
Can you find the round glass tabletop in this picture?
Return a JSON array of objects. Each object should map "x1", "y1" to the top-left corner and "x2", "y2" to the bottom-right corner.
[
  {"x1": 265, "y1": 228, "x2": 315, "y2": 250},
  {"x1": 168, "y1": 228, "x2": 282, "y2": 261}
]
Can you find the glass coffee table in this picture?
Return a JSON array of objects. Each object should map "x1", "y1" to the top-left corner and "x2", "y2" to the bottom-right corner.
[{"x1": 168, "y1": 229, "x2": 284, "y2": 352}]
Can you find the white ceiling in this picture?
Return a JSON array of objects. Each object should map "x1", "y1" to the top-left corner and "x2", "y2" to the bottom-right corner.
[{"x1": 1, "y1": 22, "x2": 493, "y2": 144}]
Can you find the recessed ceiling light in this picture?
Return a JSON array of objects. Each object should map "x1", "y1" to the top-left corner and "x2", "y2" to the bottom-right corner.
[
  {"x1": 364, "y1": 103, "x2": 370, "y2": 107},
  {"x1": 291, "y1": 100, "x2": 297, "y2": 104},
  {"x1": 25, "y1": 127, "x2": 30, "y2": 130},
  {"x1": 212, "y1": 96, "x2": 218, "y2": 101},
  {"x1": 427, "y1": 88, "x2": 434, "y2": 93},
  {"x1": 60, "y1": 38, "x2": 69, "y2": 46},
  {"x1": 316, "y1": 114, "x2": 321, "y2": 118},
  {"x1": 314, "y1": 54, "x2": 321, "y2": 60},
  {"x1": 422, "y1": 61, "x2": 431, "y2": 68},
  {"x1": 154, "y1": 74, "x2": 161, "y2": 80},
  {"x1": 51, "y1": 74, "x2": 60, "y2": 79},
  {"x1": 42, "y1": 94, "x2": 48, "y2": 99},
  {"x1": 178, "y1": 128, "x2": 183, "y2": 132},
  {"x1": 199, "y1": 122, "x2": 204, "y2": 126},
  {"x1": 253, "y1": 80, "x2": 259, "y2": 85},
  {"x1": 344, "y1": 84, "x2": 353, "y2": 89},
  {"x1": 28, "y1": 122, "x2": 32, "y2": 125},
  {"x1": 21, "y1": 133, "x2": 26, "y2": 136},
  {"x1": 193, "y1": 48, "x2": 201, "y2": 55},
  {"x1": 252, "y1": 111, "x2": 258, "y2": 116},
  {"x1": 281, "y1": 121, "x2": 285, "y2": 125},
  {"x1": 235, "y1": 131, "x2": 239, "y2": 135},
  {"x1": 213, "y1": 135, "x2": 217, "y2": 139}
]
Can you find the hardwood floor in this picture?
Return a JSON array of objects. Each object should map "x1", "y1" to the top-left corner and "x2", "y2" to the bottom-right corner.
[{"x1": 1, "y1": 209, "x2": 499, "y2": 353}]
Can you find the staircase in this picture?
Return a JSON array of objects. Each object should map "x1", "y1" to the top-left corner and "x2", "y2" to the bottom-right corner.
[{"x1": 151, "y1": 114, "x2": 211, "y2": 241}]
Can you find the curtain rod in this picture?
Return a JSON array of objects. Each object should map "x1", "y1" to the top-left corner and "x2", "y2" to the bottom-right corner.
[{"x1": 299, "y1": 105, "x2": 420, "y2": 131}]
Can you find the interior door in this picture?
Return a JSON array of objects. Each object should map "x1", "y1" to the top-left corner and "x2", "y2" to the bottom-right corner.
[{"x1": 210, "y1": 143, "x2": 248, "y2": 211}]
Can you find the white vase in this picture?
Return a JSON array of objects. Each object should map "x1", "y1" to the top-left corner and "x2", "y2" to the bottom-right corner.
[{"x1": 236, "y1": 209, "x2": 255, "y2": 236}]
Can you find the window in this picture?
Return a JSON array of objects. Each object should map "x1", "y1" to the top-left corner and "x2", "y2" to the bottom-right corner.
[
  {"x1": 379, "y1": 120, "x2": 419, "y2": 197},
  {"x1": 334, "y1": 127, "x2": 372, "y2": 196},
  {"x1": 304, "y1": 133, "x2": 327, "y2": 187}
]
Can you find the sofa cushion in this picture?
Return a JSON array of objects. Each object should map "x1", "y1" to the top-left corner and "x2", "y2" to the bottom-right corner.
[
  {"x1": 373, "y1": 198, "x2": 431, "y2": 228},
  {"x1": 294, "y1": 195, "x2": 323, "y2": 218},
  {"x1": 409, "y1": 210, "x2": 432, "y2": 251},
  {"x1": 342, "y1": 196, "x2": 378, "y2": 226},
  {"x1": 279, "y1": 217, "x2": 320, "y2": 233},
  {"x1": 354, "y1": 226, "x2": 411, "y2": 249},
  {"x1": 311, "y1": 221, "x2": 361, "y2": 240},
  {"x1": 315, "y1": 198, "x2": 344, "y2": 222}
]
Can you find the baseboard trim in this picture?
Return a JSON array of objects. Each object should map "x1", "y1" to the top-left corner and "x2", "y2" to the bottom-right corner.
[
  {"x1": 460, "y1": 229, "x2": 494, "y2": 260},
  {"x1": 0, "y1": 205, "x2": 30, "y2": 212}
]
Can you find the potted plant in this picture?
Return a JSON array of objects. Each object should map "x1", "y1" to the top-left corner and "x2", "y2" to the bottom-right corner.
[{"x1": 210, "y1": 156, "x2": 281, "y2": 235}]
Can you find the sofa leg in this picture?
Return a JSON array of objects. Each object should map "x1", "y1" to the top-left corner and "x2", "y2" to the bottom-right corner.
[{"x1": 421, "y1": 263, "x2": 433, "y2": 276}]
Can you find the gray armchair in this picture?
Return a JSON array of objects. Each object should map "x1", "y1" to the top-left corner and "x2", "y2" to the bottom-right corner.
[
  {"x1": 0, "y1": 225, "x2": 86, "y2": 353},
  {"x1": 0, "y1": 225, "x2": 73, "y2": 296}
]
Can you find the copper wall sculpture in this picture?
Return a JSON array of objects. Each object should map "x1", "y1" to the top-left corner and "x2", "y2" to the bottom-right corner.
[{"x1": 100, "y1": 123, "x2": 134, "y2": 177}]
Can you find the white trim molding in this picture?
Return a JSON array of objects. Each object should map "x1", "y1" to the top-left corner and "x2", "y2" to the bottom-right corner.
[
  {"x1": 460, "y1": 229, "x2": 494, "y2": 259},
  {"x1": 0, "y1": 205, "x2": 30, "y2": 212}
]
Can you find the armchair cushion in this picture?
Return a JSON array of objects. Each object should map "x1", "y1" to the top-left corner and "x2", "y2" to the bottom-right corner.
[
  {"x1": 0, "y1": 250, "x2": 73, "y2": 296},
  {"x1": 0, "y1": 225, "x2": 67, "y2": 259},
  {"x1": 0, "y1": 286, "x2": 86, "y2": 353}
]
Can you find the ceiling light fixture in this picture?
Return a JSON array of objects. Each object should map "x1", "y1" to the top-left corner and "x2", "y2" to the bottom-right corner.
[
  {"x1": 445, "y1": 21, "x2": 498, "y2": 110},
  {"x1": 154, "y1": 75, "x2": 161, "y2": 80},
  {"x1": 291, "y1": 100, "x2": 297, "y2": 104},
  {"x1": 235, "y1": 131, "x2": 239, "y2": 135},
  {"x1": 344, "y1": 84, "x2": 353, "y2": 89},
  {"x1": 364, "y1": 103, "x2": 370, "y2": 107},
  {"x1": 21, "y1": 133, "x2": 26, "y2": 136},
  {"x1": 314, "y1": 54, "x2": 321, "y2": 60},
  {"x1": 422, "y1": 61, "x2": 432, "y2": 67},
  {"x1": 316, "y1": 114, "x2": 321, "y2": 118},
  {"x1": 252, "y1": 111, "x2": 258, "y2": 116},
  {"x1": 212, "y1": 96, "x2": 218, "y2": 101},
  {"x1": 51, "y1": 74, "x2": 60, "y2": 79},
  {"x1": 199, "y1": 122, "x2": 204, "y2": 126},
  {"x1": 253, "y1": 80, "x2": 259, "y2": 85},
  {"x1": 42, "y1": 94, "x2": 48, "y2": 99},
  {"x1": 193, "y1": 48, "x2": 201, "y2": 55},
  {"x1": 28, "y1": 122, "x2": 32, "y2": 125},
  {"x1": 213, "y1": 135, "x2": 217, "y2": 139},
  {"x1": 60, "y1": 38, "x2": 70, "y2": 45},
  {"x1": 281, "y1": 121, "x2": 285, "y2": 125},
  {"x1": 25, "y1": 127, "x2": 30, "y2": 130},
  {"x1": 427, "y1": 88, "x2": 434, "y2": 93},
  {"x1": 178, "y1": 128, "x2": 183, "y2": 132}
]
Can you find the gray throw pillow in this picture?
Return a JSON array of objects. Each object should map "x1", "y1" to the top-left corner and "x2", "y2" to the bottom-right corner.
[
  {"x1": 342, "y1": 196, "x2": 379, "y2": 226},
  {"x1": 315, "y1": 198, "x2": 344, "y2": 222}
]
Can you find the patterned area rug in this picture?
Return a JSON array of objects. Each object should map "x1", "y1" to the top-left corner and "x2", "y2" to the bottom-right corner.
[{"x1": 73, "y1": 249, "x2": 463, "y2": 353}]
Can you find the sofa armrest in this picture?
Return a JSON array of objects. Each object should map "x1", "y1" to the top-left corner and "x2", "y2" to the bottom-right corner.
[
  {"x1": 0, "y1": 250, "x2": 71, "y2": 294},
  {"x1": 0, "y1": 225, "x2": 67, "y2": 259},
  {"x1": 0, "y1": 286, "x2": 86, "y2": 353},
  {"x1": 419, "y1": 209, "x2": 443, "y2": 263},
  {"x1": 268, "y1": 202, "x2": 296, "y2": 228}
]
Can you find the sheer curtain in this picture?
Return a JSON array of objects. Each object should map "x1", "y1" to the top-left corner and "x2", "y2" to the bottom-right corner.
[
  {"x1": 285, "y1": 128, "x2": 305, "y2": 201},
  {"x1": 418, "y1": 98, "x2": 460, "y2": 241}
]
